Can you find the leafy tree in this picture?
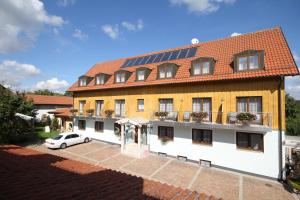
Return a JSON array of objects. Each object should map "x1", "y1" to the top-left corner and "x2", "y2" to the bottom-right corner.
[
  {"x1": 50, "y1": 118, "x2": 59, "y2": 131},
  {"x1": 286, "y1": 94, "x2": 300, "y2": 136},
  {"x1": 0, "y1": 87, "x2": 36, "y2": 143},
  {"x1": 33, "y1": 89, "x2": 55, "y2": 96}
]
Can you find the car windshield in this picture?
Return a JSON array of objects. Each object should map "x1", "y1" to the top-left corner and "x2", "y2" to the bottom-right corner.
[{"x1": 52, "y1": 135, "x2": 63, "y2": 140}]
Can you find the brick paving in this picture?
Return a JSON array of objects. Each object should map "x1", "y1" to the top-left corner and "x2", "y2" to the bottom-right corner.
[{"x1": 0, "y1": 145, "x2": 221, "y2": 200}]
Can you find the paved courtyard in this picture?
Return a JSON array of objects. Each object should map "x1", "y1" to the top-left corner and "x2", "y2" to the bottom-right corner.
[{"x1": 29, "y1": 140, "x2": 297, "y2": 200}]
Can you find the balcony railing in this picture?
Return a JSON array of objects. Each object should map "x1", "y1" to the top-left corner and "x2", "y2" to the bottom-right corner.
[
  {"x1": 74, "y1": 109, "x2": 126, "y2": 119},
  {"x1": 151, "y1": 111, "x2": 272, "y2": 131}
]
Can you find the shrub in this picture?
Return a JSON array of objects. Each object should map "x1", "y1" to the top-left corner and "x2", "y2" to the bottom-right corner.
[
  {"x1": 50, "y1": 118, "x2": 59, "y2": 131},
  {"x1": 191, "y1": 112, "x2": 208, "y2": 122},
  {"x1": 236, "y1": 112, "x2": 257, "y2": 123},
  {"x1": 154, "y1": 112, "x2": 168, "y2": 118},
  {"x1": 86, "y1": 109, "x2": 94, "y2": 116},
  {"x1": 105, "y1": 109, "x2": 114, "y2": 118}
]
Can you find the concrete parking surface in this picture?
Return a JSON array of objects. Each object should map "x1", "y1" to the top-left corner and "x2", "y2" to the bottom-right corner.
[{"x1": 29, "y1": 140, "x2": 297, "y2": 200}]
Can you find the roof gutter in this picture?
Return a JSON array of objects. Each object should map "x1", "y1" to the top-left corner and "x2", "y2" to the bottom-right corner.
[{"x1": 278, "y1": 75, "x2": 284, "y2": 180}]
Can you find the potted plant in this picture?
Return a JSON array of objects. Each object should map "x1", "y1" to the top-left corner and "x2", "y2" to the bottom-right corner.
[
  {"x1": 105, "y1": 109, "x2": 114, "y2": 118},
  {"x1": 86, "y1": 109, "x2": 94, "y2": 117},
  {"x1": 236, "y1": 112, "x2": 257, "y2": 125},
  {"x1": 70, "y1": 109, "x2": 78, "y2": 116},
  {"x1": 191, "y1": 112, "x2": 208, "y2": 122},
  {"x1": 154, "y1": 112, "x2": 168, "y2": 120},
  {"x1": 160, "y1": 136, "x2": 171, "y2": 145}
]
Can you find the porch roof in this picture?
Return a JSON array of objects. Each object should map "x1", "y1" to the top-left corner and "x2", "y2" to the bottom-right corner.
[{"x1": 116, "y1": 117, "x2": 149, "y2": 127}]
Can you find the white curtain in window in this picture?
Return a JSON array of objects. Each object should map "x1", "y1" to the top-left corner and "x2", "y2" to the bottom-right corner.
[
  {"x1": 202, "y1": 62, "x2": 210, "y2": 74},
  {"x1": 238, "y1": 57, "x2": 247, "y2": 70},
  {"x1": 192, "y1": 98, "x2": 201, "y2": 112},
  {"x1": 249, "y1": 97, "x2": 261, "y2": 113},
  {"x1": 203, "y1": 99, "x2": 211, "y2": 113},
  {"x1": 120, "y1": 73, "x2": 125, "y2": 82},
  {"x1": 138, "y1": 70, "x2": 145, "y2": 80},
  {"x1": 159, "y1": 68, "x2": 165, "y2": 78},
  {"x1": 80, "y1": 79, "x2": 86, "y2": 86},
  {"x1": 79, "y1": 101, "x2": 85, "y2": 113},
  {"x1": 115, "y1": 101, "x2": 121, "y2": 116},
  {"x1": 96, "y1": 101, "x2": 103, "y2": 116},
  {"x1": 121, "y1": 101, "x2": 125, "y2": 116},
  {"x1": 249, "y1": 55, "x2": 258, "y2": 69},
  {"x1": 166, "y1": 66, "x2": 172, "y2": 78},
  {"x1": 159, "y1": 99, "x2": 172, "y2": 112},
  {"x1": 138, "y1": 100, "x2": 144, "y2": 110},
  {"x1": 159, "y1": 99, "x2": 165, "y2": 112},
  {"x1": 166, "y1": 99, "x2": 173, "y2": 112},
  {"x1": 193, "y1": 62, "x2": 201, "y2": 75},
  {"x1": 237, "y1": 98, "x2": 247, "y2": 112}
]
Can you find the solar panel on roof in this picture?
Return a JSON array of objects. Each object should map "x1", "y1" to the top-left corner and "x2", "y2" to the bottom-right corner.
[
  {"x1": 121, "y1": 47, "x2": 197, "y2": 68},
  {"x1": 169, "y1": 50, "x2": 180, "y2": 60},
  {"x1": 186, "y1": 47, "x2": 197, "y2": 57},
  {"x1": 153, "y1": 53, "x2": 164, "y2": 62},
  {"x1": 161, "y1": 52, "x2": 172, "y2": 62}
]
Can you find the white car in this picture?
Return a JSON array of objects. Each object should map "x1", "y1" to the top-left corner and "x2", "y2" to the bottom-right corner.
[{"x1": 45, "y1": 133, "x2": 91, "y2": 149}]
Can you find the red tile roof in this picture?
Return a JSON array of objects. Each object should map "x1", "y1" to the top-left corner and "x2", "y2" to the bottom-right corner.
[
  {"x1": 26, "y1": 94, "x2": 73, "y2": 106},
  {"x1": 0, "y1": 145, "x2": 222, "y2": 200},
  {"x1": 48, "y1": 108, "x2": 72, "y2": 117},
  {"x1": 68, "y1": 27, "x2": 299, "y2": 92}
]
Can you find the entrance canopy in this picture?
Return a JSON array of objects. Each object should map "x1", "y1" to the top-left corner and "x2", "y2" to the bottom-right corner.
[{"x1": 116, "y1": 117, "x2": 149, "y2": 127}]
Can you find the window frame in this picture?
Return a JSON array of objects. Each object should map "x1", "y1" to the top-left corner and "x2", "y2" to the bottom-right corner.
[
  {"x1": 95, "y1": 75, "x2": 105, "y2": 85},
  {"x1": 115, "y1": 99, "x2": 125, "y2": 117},
  {"x1": 234, "y1": 50, "x2": 264, "y2": 72},
  {"x1": 95, "y1": 100, "x2": 104, "y2": 116},
  {"x1": 191, "y1": 57, "x2": 215, "y2": 76},
  {"x1": 236, "y1": 96, "x2": 262, "y2": 113},
  {"x1": 114, "y1": 70, "x2": 131, "y2": 83},
  {"x1": 157, "y1": 63, "x2": 178, "y2": 79},
  {"x1": 95, "y1": 121, "x2": 104, "y2": 132},
  {"x1": 159, "y1": 98, "x2": 173, "y2": 112},
  {"x1": 78, "y1": 120, "x2": 86, "y2": 130},
  {"x1": 158, "y1": 126, "x2": 174, "y2": 141},
  {"x1": 192, "y1": 98, "x2": 212, "y2": 121},
  {"x1": 79, "y1": 78, "x2": 87, "y2": 86},
  {"x1": 137, "y1": 99, "x2": 144, "y2": 112},
  {"x1": 79, "y1": 100, "x2": 86, "y2": 115},
  {"x1": 236, "y1": 132, "x2": 264, "y2": 152},
  {"x1": 192, "y1": 129, "x2": 213, "y2": 145}
]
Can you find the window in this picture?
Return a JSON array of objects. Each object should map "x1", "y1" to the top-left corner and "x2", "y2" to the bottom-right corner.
[
  {"x1": 159, "y1": 99, "x2": 173, "y2": 112},
  {"x1": 115, "y1": 100, "x2": 125, "y2": 117},
  {"x1": 193, "y1": 61, "x2": 210, "y2": 75},
  {"x1": 158, "y1": 64, "x2": 177, "y2": 79},
  {"x1": 235, "y1": 50, "x2": 264, "y2": 72},
  {"x1": 115, "y1": 72, "x2": 126, "y2": 83},
  {"x1": 192, "y1": 129, "x2": 212, "y2": 145},
  {"x1": 79, "y1": 78, "x2": 87, "y2": 86},
  {"x1": 137, "y1": 70, "x2": 145, "y2": 81},
  {"x1": 96, "y1": 75, "x2": 105, "y2": 85},
  {"x1": 192, "y1": 98, "x2": 211, "y2": 121},
  {"x1": 95, "y1": 121, "x2": 104, "y2": 132},
  {"x1": 78, "y1": 120, "x2": 86, "y2": 130},
  {"x1": 236, "y1": 132, "x2": 263, "y2": 151},
  {"x1": 137, "y1": 99, "x2": 144, "y2": 111},
  {"x1": 237, "y1": 97, "x2": 262, "y2": 113},
  {"x1": 79, "y1": 100, "x2": 86, "y2": 115},
  {"x1": 95, "y1": 100, "x2": 104, "y2": 116},
  {"x1": 158, "y1": 126, "x2": 174, "y2": 141}
]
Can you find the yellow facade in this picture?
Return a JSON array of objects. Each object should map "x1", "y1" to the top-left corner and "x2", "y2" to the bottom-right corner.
[{"x1": 73, "y1": 77, "x2": 285, "y2": 130}]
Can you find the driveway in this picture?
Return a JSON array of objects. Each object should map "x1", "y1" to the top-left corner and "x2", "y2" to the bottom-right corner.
[{"x1": 29, "y1": 140, "x2": 297, "y2": 200}]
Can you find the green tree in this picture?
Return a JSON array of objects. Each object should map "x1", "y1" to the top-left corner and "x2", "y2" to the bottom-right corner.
[
  {"x1": 286, "y1": 94, "x2": 300, "y2": 136},
  {"x1": 0, "y1": 87, "x2": 36, "y2": 143}
]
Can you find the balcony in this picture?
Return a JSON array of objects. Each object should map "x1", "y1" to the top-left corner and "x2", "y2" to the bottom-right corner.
[
  {"x1": 73, "y1": 109, "x2": 126, "y2": 119},
  {"x1": 151, "y1": 111, "x2": 272, "y2": 132}
]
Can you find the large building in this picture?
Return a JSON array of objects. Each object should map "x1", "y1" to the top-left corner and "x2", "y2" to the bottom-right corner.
[{"x1": 68, "y1": 27, "x2": 299, "y2": 179}]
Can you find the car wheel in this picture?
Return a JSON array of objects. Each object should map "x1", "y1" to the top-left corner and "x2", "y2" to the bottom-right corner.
[
  {"x1": 60, "y1": 143, "x2": 67, "y2": 149},
  {"x1": 84, "y1": 138, "x2": 89, "y2": 143}
]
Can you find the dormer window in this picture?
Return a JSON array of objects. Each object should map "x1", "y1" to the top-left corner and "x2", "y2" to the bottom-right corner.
[
  {"x1": 157, "y1": 63, "x2": 178, "y2": 79},
  {"x1": 136, "y1": 67, "x2": 151, "y2": 81},
  {"x1": 116, "y1": 72, "x2": 126, "y2": 83},
  {"x1": 96, "y1": 75, "x2": 105, "y2": 85},
  {"x1": 137, "y1": 70, "x2": 145, "y2": 81},
  {"x1": 114, "y1": 70, "x2": 131, "y2": 83},
  {"x1": 191, "y1": 57, "x2": 214, "y2": 76},
  {"x1": 234, "y1": 50, "x2": 264, "y2": 72},
  {"x1": 79, "y1": 78, "x2": 87, "y2": 86}
]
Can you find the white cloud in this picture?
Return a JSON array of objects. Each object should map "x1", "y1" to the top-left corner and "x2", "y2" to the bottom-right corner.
[
  {"x1": 121, "y1": 19, "x2": 144, "y2": 31},
  {"x1": 231, "y1": 32, "x2": 242, "y2": 37},
  {"x1": 34, "y1": 77, "x2": 69, "y2": 92},
  {"x1": 0, "y1": 0, "x2": 65, "y2": 54},
  {"x1": 72, "y1": 29, "x2": 88, "y2": 40},
  {"x1": 101, "y1": 24, "x2": 120, "y2": 39},
  {"x1": 53, "y1": 28, "x2": 60, "y2": 35},
  {"x1": 286, "y1": 75, "x2": 300, "y2": 100},
  {"x1": 0, "y1": 60, "x2": 40, "y2": 89},
  {"x1": 56, "y1": 0, "x2": 76, "y2": 7},
  {"x1": 169, "y1": 0, "x2": 236, "y2": 14}
]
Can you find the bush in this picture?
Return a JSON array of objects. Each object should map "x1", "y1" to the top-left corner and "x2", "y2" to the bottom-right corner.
[
  {"x1": 105, "y1": 109, "x2": 114, "y2": 118},
  {"x1": 236, "y1": 112, "x2": 257, "y2": 122},
  {"x1": 50, "y1": 118, "x2": 59, "y2": 131},
  {"x1": 154, "y1": 112, "x2": 168, "y2": 118},
  {"x1": 191, "y1": 112, "x2": 208, "y2": 122}
]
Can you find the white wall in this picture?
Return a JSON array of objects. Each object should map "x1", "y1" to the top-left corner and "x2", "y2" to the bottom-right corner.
[
  {"x1": 149, "y1": 124, "x2": 281, "y2": 179},
  {"x1": 74, "y1": 118, "x2": 121, "y2": 144}
]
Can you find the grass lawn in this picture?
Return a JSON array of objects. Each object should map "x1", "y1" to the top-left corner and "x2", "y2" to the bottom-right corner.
[{"x1": 35, "y1": 126, "x2": 60, "y2": 141}]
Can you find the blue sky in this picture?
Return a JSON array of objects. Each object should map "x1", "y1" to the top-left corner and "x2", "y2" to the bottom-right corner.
[{"x1": 0, "y1": 0, "x2": 300, "y2": 98}]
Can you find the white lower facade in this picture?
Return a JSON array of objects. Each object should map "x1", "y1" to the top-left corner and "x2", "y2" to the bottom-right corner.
[{"x1": 73, "y1": 117, "x2": 284, "y2": 179}]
